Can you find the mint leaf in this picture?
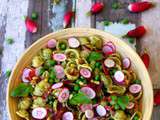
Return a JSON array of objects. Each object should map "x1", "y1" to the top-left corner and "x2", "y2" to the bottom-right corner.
[
  {"x1": 6, "y1": 69, "x2": 11, "y2": 78},
  {"x1": 11, "y1": 83, "x2": 33, "y2": 97},
  {"x1": 88, "y1": 52, "x2": 103, "y2": 62},
  {"x1": 6, "y1": 38, "x2": 14, "y2": 44},
  {"x1": 117, "y1": 95, "x2": 129, "y2": 110},
  {"x1": 69, "y1": 92, "x2": 91, "y2": 105}
]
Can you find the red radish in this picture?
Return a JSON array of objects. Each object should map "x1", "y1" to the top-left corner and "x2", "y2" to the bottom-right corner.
[
  {"x1": 141, "y1": 52, "x2": 150, "y2": 69},
  {"x1": 87, "y1": 2, "x2": 104, "y2": 15},
  {"x1": 80, "y1": 87, "x2": 96, "y2": 99},
  {"x1": 102, "y1": 45, "x2": 114, "y2": 55},
  {"x1": 80, "y1": 104, "x2": 93, "y2": 112},
  {"x1": 47, "y1": 39, "x2": 57, "y2": 48},
  {"x1": 25, "y1": 17, "x2": 38, "y2": 33},
  {"x1": 102, "y1": 63, "x2": 109, "y2": 75},
  {"x1": 129, "y1": 84, "x2": 142, "y2": 94},
  {"x1": 85, "y1": 110, "x2": 94, "y2": 119},
  {"x1": 96, "y1": 105, "x2": 107, "y2": 117},
  {"x1": 68, "y1": 37, "x2": 80, "y2": 48},
  {"x1": 62, "y1": 112, "x2": 74, "y2": 120},
  {"x1": 32, "y1": 107, "x2": 47, "y2": 119},
  {"x1": 128, "y1": 2, "x2": 153, "y2": 13},
  {"x1": 106, "y1": 41, "x2": 116, "y2": 52},
  {"x1": 54, "y1": 65, "x2": 65, "y2": 79},
  {"x1": 104, "y1": 58, "x2": 115, "y2": 68},
  {"x1": 80, "y1": 68, "x2": 91, "y2": 78},
  {"x1": 53, "y1": 53, "x2": 66, "y2": 62},
  {"x1": 126, "y1": 102, "x2": 135, "y2": 109},
  {"x1": 63, "y1": 11, "x2": 74, "y2": 28},
  {"x1": 22, "y1": 68, "x2": 36, "y2": 82},
  {"x1": 58, "y1": 88, "x2": 70, "y2": 103},
  {"x1": 105, "y1": 105, "x2": 112, "y2": 111},
  {"x1": 52, "y1": 82, "x2": 63, "y2": 89},
  {"x1": 93, "y1": 104, "x2": 98, "y2": 108},
  {"x1": 123, "y1": 57, "x2": 131, "y2": 69},
  {"x1": 114, "y1": 71, "x2": 125, "y2": 84},
  {"x1": 154, "y1": 91, "x2": 160, "y2": 105},
  {"x1": 127, "y1": 26, "x2": 146, "y2": 38}
]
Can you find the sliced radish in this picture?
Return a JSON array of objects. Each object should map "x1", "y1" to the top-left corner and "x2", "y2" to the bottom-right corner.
[
  {"x1": 80, "y1": 104, "x2": 93, "y2": 112},
  {"x1": 53, "y1": 53, "x2": 66, "y2": 62},
  {"x1": 54, "y1": 65, "x2": 65, "y2": 79},
  {"x1": 32, "y1": 107, "x2": 47, "y2": 119},
  {"x1": 58, "y1": 88, "x2": 70, "y2": 103},
  {"x1": 129, "y1": 84, "x2": 142, "y2": 94},
  {"x1": 22, "y1": 68, "x2": 36, "y2": 82},
  {"x1": 102, "y1": 45, "x2": 114, "y2": 55},
  {"x1": 80, "y1": 68, "x2": 91, "y2": 78},
  {"x1": 68, "y1": 37, "x2": 80, "y2": 48},
  {"x1": 62, "y1": 112, "x2": 74, "y2": 120},
  {"x1": 106, "y1": 41, "x2": 116, "y2": 52},
  {"x1": 126, "y1": 102, "x2": 135, "y2": 109},
  {"x1": 51, "y1": 82, "x2": 63, "y2": 89},
  {"x1": 85, "y1": 110, "x2": 94, "y2": 119},
  {"x1": 114, "y1": 71, "x2": 125, "y2": 83},
  {"x1": 93, "y1": 104, "x2": 98, "y2": 108},
  {"x1": 104, "y1": 58, "x2": 115, "y2": 68},
  {"x1": 80, "y1": 87, "x2": 96, "y2": 99},
  {"x1": 96, "y1": 105, "x2": 107, "y2": 117},
  {"x1": 123, "y1": 57, "x2": 131, "y2": 69},
  {"x1": 47, "y1": 39, "x2": 57, "y2": 48}
]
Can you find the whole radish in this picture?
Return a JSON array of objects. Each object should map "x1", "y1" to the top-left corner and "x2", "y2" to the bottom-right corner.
[
  {"x1": 87, "y1": 2, "x2": 104, "y2": 15},
  {"x1": 154, "y1": 91, "x2": 160, "y2": 105},
  {"x1": 128, "y1": 1, "x2": 153, "y2": 13},
  {"x1": 63, "y1": 11, "x2": 74, "y2": 28},
  {"x1": 127, "y1": 26, "x2": 146, "y2": 38},
  {"x1": 25, "y1": 17, "x2": 38, "y2": 33},
  {"x1": 140, "y1": 51, "x2": 150, "y2": 69}
]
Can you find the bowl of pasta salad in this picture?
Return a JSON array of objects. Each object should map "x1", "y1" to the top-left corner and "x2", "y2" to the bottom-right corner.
[{"x1": 7, "y1": 28, "x2": 153, "y2": 120}]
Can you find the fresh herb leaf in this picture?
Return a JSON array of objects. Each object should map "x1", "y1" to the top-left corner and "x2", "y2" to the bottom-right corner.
[
  {"x1": 103, "y1": 21, "x2": 112, "y2": 26},
  {"x1": 120, "y1": 18, "x2": 129, "y2": 24},
  {"x1": 6, "y1": 69, "x2": 11, "y2": 78},
  {"x1": 6, "y1": 38, "x2": 14, "y2": 44},
  {"x1": 117, "y1": 95, "x2": 129, "y2": 110},
  {"x1": 31, "y1": 12, "x2": 38, "y2": 20},
  {"x1": 88, "y1": 52, "x2": 103, "y2": 62},
  {"x1": 69, "y1": 92, "x2": 91, "y2": 105},
  {"x1": 11, "y1": 83, "x2": 33, "y2": 97},
  {"x1": 128, "y1": 37, "x2": 135, "y2": 44},
  {"x1": 112, "y1": 2, "x2": 121, "y2": 10},
  {"x1": 133, "y1": 79, "x2": 141, "y2": 84}
]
